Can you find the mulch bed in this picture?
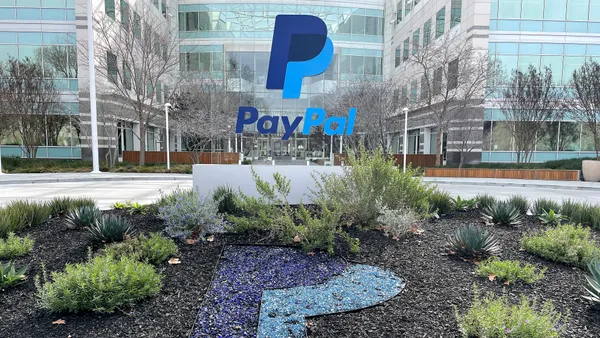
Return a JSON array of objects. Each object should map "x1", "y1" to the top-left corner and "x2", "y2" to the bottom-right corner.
[{"x1": 1, "y1": 209, "x2": 600, "y2": 337}]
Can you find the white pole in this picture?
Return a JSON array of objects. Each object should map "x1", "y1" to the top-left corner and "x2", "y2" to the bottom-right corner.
[
  {"x1": 228, "y1": 136, "x2": 231, "y2": 153},
  {"x1": 339, "y1": 135, "x2": 343, "y2": 154},
  {"x1": 88, "y1": 0, "x2": 100, "y2": 173},
  {"x1": 403, "y1": 107, "x2": 408, "y2": 173},
  {"x1": 165, "y1": 103, "x2": 171, "y2": 170},
  {"x1": 0, "y1": 146, "x2": 4, "y2": 175},
  {"x1": 234, "y1": 134, "x2": 238, "y2": 153}
]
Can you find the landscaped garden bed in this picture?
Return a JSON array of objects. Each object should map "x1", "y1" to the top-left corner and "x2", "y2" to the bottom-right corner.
[{"x1": 2, "y1": 148, "x2": 600, "y2": 337}]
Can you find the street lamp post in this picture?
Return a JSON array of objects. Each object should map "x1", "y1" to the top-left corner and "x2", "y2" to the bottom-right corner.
[
  {"x1": 164, "y1": 103, "x2": 171, "y2": 170},
  {"x1": 0, "y1": 146, "x2": 4, "y2": 175},
  {"x1": 87, "y1": 0, "x2": 100, "y2": 173},
  {"x1": 402, "y1": 107, "x2": 409, "y2": 173}
]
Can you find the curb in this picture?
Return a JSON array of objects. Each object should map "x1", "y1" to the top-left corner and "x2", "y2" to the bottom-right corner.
[
  {"x1": 0, "y1": 175, "x2": 193, "y2": 185},
  {"x1": 425, "y1": 178, "x2": 600, "y2": 192}
]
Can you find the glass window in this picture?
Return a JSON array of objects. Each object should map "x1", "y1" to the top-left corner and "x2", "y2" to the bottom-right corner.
[
  {"x1": 0, "y1": 8, "x2": 16, "y2": 20},
  {"x1": 521, "y1": 20, "x2": 543, "y2": 31},
  {"x1": 497, "y1": 20, "x2": 520, "y2": 30},
  {"x1": 522, "y1": 0, "x2": 543, "y2": 19},
  {"x1": 518, "y1": 55, "x2": 540, "y2": 71},
  {"x1": 121, "y1": 0, "x2": 129, "y2": 30},
  {"x1": 65, "y1": 8, "x2": 74, "y2": 20},
  {"x1": 134, "y1": 12, "x2": 141, "y2": 37},
  {"x1": 433, "y1": 66, "x2": 443, "y2": 94},
  {"x1": 587, "y1": 44, "x2": 600, "y2": 56},
  {"x1": 567, "y1": 0, "x2": 589, "y2": 21},
  {"x1": 16, "y1": 0, "x2": 40, "y2": 5},
  {"x1": 0, "y1": 32, "x2": 17, "y2": 44},
  {"x1": 365, "y1": 16, "x2": 378, "y2": 35},
  {"x1": 581, "y1": 124, "x2": 596, "y2": 151},
  {"x1": 186, "y1": 12, "x2": 199, "y2": 31},
  {"x1": 544, "y1": 21, "x2": 566, "y2": 32},
  {"x1": 544, "y1": 0, "x2": 567, "y2": 20},
  {"x1": 107, "y1": 52, "x2": 118, "y2": 83},
  {"x1": 17, "y1": 8, "x2": 41, "y2": 20},
  {"x1": 558, "y1": 121, "x2": 579, "y2": 151},
  {"x1": 412, "y1": 28, "x2": 419, "y2": 55},
  {"x1": 565, "y1": 44, "x2": 586, "y2": 55},
  {"x1": 395, "y1": 47, "x2": 401, "y2": 67},
  {"x1": 396, "y1": 1, "x2": 402, "y2": 23},
  {"x1": 43, "y1": 32, "x2": 67, "y2": 44},
  {"x1": 105, "y1": 0, "x2": 115, "y2": 19},
  {"x1": 42, "y1": 9, "x2": 64, "y2": 20},
  {"x1": 423, "y1": 19, "x2": 431, "y2": 46},
  {"x1": 497, "y1": 42, "x2": 519, "y2": 54},
  {"x1": 589, "y1": 23, "x2": 600, "y2": 33},
  {"x1": 448, "y1": 58, "x2": 459, "y2": 89},
  {"x1": 566, "y1": 22, "x2": 587, "y2": 33},
  {"x1": 405, "y1": 0, "x2": 412, "y2": 16},
  {"x1": 542, "y1": 43, "x2": 564, "y2": 54},
  {"x1": 519, "y1": 43, "x2": 541, "y2": 54},
  {"x1": 351, "y1": 15, "x2": 365, "y2": 35},
  {"x1": 563, "y1": 56, "x2": 585, "y2": 83},
  {"x1": 436, "y1": 7, "x2": 445, "y2": 38},
  {"x1": 421, "y1": 75, "x2": 429, "y2": 99},
  {"x1": 18, "y1": 32, "x2": 42, "y2": 44},
  {"x1": 498, "y1": 0, "x2": 521, "y2": 19},
  {"x1": 350, "y1": 55, "x2": 363, "y2": 74},
  {"x1": 541, "y1": 55, "x2": 563, "y2": 84},
  {"x1": 592, "y1": 1, "x2": 600, "y2": 21},
  {"x1": 122, "y1": 61, "x2": 131, "y2": 89},
  {"x1": 403, "y1": 38, "x2": 409, "y2": 61},
  {"x1": 0, "y1": 45, "x2": 17, "y2": 62},
  {"x1": 491, "y1": 121, "x2": 513, "y2": 150},
  {"x1": 365, "y1": 56, "x2": 377, "y2": 75},
  {"x1": 18, "y1": 45, "x2": 39, "y2": 60},
  {"x1": 410, "y1": 79, "x2": 418, "y2": 102},
  {"x1": 42, "y1": 0, "x2": 65, "y2": 7},
  {"x1": 450, "y1": 0, "x2": 461, "y2": 28},
  {"x1": 497, "y1": 55, "x2": 518, "y2": 74},
  {"x1": 491, "y1": 0, "x2": 498, "y2": 19}
]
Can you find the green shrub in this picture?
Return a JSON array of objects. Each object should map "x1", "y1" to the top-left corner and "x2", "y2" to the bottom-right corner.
[
  {"x1": 293, "y1": 203, "x2": 343, "y2": 254},
  {"x1": 102, "y1": 233, "x2": 178, "y2": 265},
  {"x1": 476, "y1": 193, "x2": 497, "y2": 211},
  {"x1": 36, "y1": 254, "x2": 162, "y2": 312},
  {"x1": 65, "y1": 206, "x2": 102, "y2": 229},
  {"x1": 312, "y1": 145, "x2": 434, "y2": 226},
  {"x1": 447, "y1": 225, "x2": 501, "y2": 258},
  {"x1": 481, "y1": 201, "x2": 523, "y2": 226},
  {"x1": 0, "y1": 233, "x2": 34, "y2": 259},
  {"x1": 428, "y1": 190, "x2": 455, "y2": 215},
  {"x1": 0, "y1": 261, "x2": 27, "y2": 291},
  {"x1": 241, "y1": 159, "x2": 252, "y2": 165},
  {"x1": 476, "y1": 257, "x2": 546, "y2": 284},
  {"x1": 49, "y1": 197, "x2": 96, "y2": 216},
  {"x1": 453, "y1": 195, "x2": 477, "y2": 212},
  {"x1": 507, "y1": 195, "x2": 529, "y2": 215},
  {"x1": 213, "y1": 185, "x2": 240, "y2": 215},
  {"x1": 0, "y1": 208, "x2": 27, "y2": 238},
  {"x1": 455, "y1": 285, "x2": 567, "y2": 338},
  {"x1": 521, "y1": 224, "x2": 597, "y2": 268},
  {"x1": 87, "y1": 215, "x2": 134, "y2": 244},
  {"x1": 584, "y1": 251, "x2": 600, "y2": 303},
  {"x1": 560, "y1": 199, "x2": 585, "y2": 224},
  {"x1": 532, "y1": 198, "x2": 561, "y2": 216},
  {"x1": 5, "y1": 200, "x2": 51, "y2": 228},
  {"x1": 377, "y1": 202, "x2": 421, "y2": 239},
  {"x1": 538, "y1": 209, "x2": 566, "y2": 226}
]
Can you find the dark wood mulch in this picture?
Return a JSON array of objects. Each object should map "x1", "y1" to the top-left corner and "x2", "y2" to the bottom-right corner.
[{"x1": 1, "y1": 210, "x2": 600, "y2": 337}]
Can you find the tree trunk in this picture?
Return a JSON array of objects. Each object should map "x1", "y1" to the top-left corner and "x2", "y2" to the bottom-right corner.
[
  {"x1": 139, "y1": 123, "x2": 146, "y2": 166},
  {"x1": 435, "y1": 124, "x2": 442, "y2": 166}
]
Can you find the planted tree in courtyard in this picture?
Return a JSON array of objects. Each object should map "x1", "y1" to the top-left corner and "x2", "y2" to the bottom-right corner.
[
  {"x1": 408, "y1": 31, "x2": 497, "y2": 166},
  {"x1": 86, "y1": 2, "x2": 181, "y2": 165},
  {"x1": 568, "y1": 60, "x2": 600, "y2": 160},
  {"x1": 499, "y1": 65, "x2": 561, "y2": 163},
  {"x1": 0, "y1": 57, "x2": 62, "y2": 158}
]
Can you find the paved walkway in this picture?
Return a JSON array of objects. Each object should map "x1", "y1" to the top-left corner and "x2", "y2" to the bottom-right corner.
[{"x1": 0, "y1": 173, "x2": 598, "y2": 209}]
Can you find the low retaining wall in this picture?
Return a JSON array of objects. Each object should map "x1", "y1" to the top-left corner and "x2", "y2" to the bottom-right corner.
[
  {"x1": 424, "y1": 168, "x2": 580, "y2": 181},
  {"x1": 193, "y1": 164, "x2": 345, "y2": 204}
]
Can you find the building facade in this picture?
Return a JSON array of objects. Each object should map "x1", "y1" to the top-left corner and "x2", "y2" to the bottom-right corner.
[{"x1": 1, "y1": 0, "x2": 599, "y2": 163}]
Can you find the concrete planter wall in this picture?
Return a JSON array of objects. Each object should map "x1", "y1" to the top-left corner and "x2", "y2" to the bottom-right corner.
[
  {"x1": 582, "y1": 160, "x2": 600, "y2": 182},
  {"x1": 193, "y1": 164, "x2": 345, "y2": 204}
]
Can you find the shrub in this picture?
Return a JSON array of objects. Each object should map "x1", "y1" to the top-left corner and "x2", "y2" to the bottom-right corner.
[
  {"x1": 538, "y1": 209, "x2": 566, "y2": 226},
  {"x1": 447, "y1": 225, "x2": 501, "y2": 258},
  {"x1": 532, "y1": 198, "x2": 561, "y2": 216},
  {"x1": 127, "y1": 201, "x2": 148, "y2": 215},
  {"x1": 102, "y1": 233, "x2": 178, "y2": 265},
  {"x1": 475, "y1": 193, "x2": 497, "y2": 211},
  {"x1": 0, "y1": 208, "x2": 27, "y2": 238},
  {"x1": 157, "y1": 188, "x2": 226, "y2": 239},
  {"x1": 292, "y1": 203, "x2": 344, "y2": 254},
  {"x1": 584, "y1": 251, "x2": 600, "y2": 303},
  {"x1": 36, "y1": 254, "x2": 162, "y2": 312},
  {"x1": 453, "y1": 195, "x2": 477, "y2": 212},
  {"x1": 213, "y1": 185, "x2": 240, "y2": 215},
  {"x1": 111, "y1": 202, "x2": 128, "y2": 210},
  {"x1": 481, "y1": 201, "x2": 523, "y2": 226},
  {"x1": 312, "y1": 145, "x2": 434, "y2": 226},
  {"x1": 241, "y1": 159, "x2": 252, "y2": 165},
  {"x1": 476, "y1": 257, "x2": 546, "y2": 284},
  {"x1": 521, "y1": 224, "x2": 597, "y2": 268},
  {"x1": 561, "y1": 201, "x2": 600, "y2": 229},
  {"x1": 87, "y1": 215, "x2": 134, "y2": 244},
  {"x1": 428, "y1": 190, "x2": 455, "y2": 215},
  {"x1": 455, "y1": 285, "x2": 567, "y2": 338},
  {"x1": 0, "y1": 261, "x2": 27, "y2": 290},
  {"x1": 377, "y1": 202, "x2": 421, "y2": 238},
  {"x1": 0, "y1": 233, "x2": 34, "y2": 259},
  {"x1": 65, "y1": 206, "x2": 102, "y2": 229},
  {"x1": 5, "y1": 200, "x2": 51, "y2": 228},
  {"x1": 49, "y1": 197, "x2": 96, "y2": 216},
  {"x1": 507, "y1": 195, "x2": 529, "y2": 215}
]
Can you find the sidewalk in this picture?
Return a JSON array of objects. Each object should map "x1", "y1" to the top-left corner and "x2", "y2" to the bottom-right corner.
[{"x1": 423, "y1": 177, "x2": 600, "y2": 192}]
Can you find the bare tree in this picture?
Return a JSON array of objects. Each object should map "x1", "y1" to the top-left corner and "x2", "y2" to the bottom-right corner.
[
  {"x1": 568, "y1": 60, "x2": 600, "y2": 160},
  {"x1": 408, "y1": 31, "x2": 496, "y2": 165},
  {"x1": 0, "y1": 57, "x2": 62, "y2": 158},
  {"x1": 324, "y1": 77, "x2": 399, "y2": 153},
  {"x1": 448, "y1": 108, "x2": 484, "y2": 169},
  {"x1": 85, "y1": 2, "x2": 181, "y2": 165},
  {"x1": 499, "y1": 65, "x2": 561, "y2": 163}
]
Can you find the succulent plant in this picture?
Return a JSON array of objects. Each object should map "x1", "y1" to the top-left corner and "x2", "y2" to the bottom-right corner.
[
  {"x1": 65, "y1": 206, "x2": 102, "y2": 230},
  {"x1": 453, "y1": 195, "x2": 478, "y2": 211},
  {"x1": 447, "y1": 225, "x2": 501, "y2": 258},
  {"x1": 87, "y1": 215, "x2": 134, "y2": 244},
  {"x1": 584, "y1": 251, "x2": 600, "y2": 303},
  {"x1": 538, "y1": 209, "x2": 566, "y2": 226},
  {"x1": 481, "y1": 201, "x2": 523, "y2": 226}
]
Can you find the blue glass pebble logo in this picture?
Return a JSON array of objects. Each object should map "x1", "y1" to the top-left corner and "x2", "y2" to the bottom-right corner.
[
  {"x1": 235, "y1": 15, "x2": 357, "y2": 140},
  {"x1": 190, "y1": 246, "x2": 404, "y2": 338}
]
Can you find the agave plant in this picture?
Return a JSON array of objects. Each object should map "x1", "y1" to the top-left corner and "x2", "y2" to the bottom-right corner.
[
  {"x1": 538, "y1": 209, "x2": 566, "y2": 226},
  {"x1": 447, "y1": 225, "x2": 501, "y2": 258},
  {"x1": 0, "y1": 261, "x2": 27, "y2": 289},
  {"x1": 87, "y1": 215, "x2": 134, "y2": 244},
  {"x1": 453, "y1": 195, "x2": 477, "y2": 212},
  {"x1": 481, "y1": 201, "x2": 523, "y2": 226},
  {"x1": 584, "y1": 251, "x2": 600, "y2": 303},
  {"x1": 213, "y1": 185, "x2": 240, "y2": 215},
  {"x1": 65, "y1": 206, "x2": 102, "y2": 229}
]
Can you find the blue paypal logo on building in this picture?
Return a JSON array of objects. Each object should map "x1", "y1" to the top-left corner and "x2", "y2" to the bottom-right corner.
[{"x1": 235, "y1": 15, "x2": 356, "y2": 140}]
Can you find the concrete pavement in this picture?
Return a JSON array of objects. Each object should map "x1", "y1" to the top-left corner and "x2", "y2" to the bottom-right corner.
[{"x1": 0, "y1": 172, "x2": 598, "y2": 209}]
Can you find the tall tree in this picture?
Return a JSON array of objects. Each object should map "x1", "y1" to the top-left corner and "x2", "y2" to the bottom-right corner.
[
  {"x1": 499, "y1": 65, "x2": 561, "y2": 163},
  {"x1": 568, "y1": 60, "x2": 600, "y2": 160},
  {"x1": 86, "y1": 2, "x2": 181, "y2": 165},
  {"x1": 0, "y1": 57, "x2": 62, "y2": 158},
  {"x1": 408, "y1": 31, "x2": 496, "y2": 165}
]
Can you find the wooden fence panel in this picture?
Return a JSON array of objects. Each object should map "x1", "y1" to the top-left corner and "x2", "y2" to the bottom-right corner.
[{"x1": 122, "y1": 151, "x2": 240, "y2": 165}]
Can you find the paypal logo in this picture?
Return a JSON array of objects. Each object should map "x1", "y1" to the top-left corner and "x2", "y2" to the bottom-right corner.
[{"x1": 235, "y1": 15, "x2": 356, "y2": 140}]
